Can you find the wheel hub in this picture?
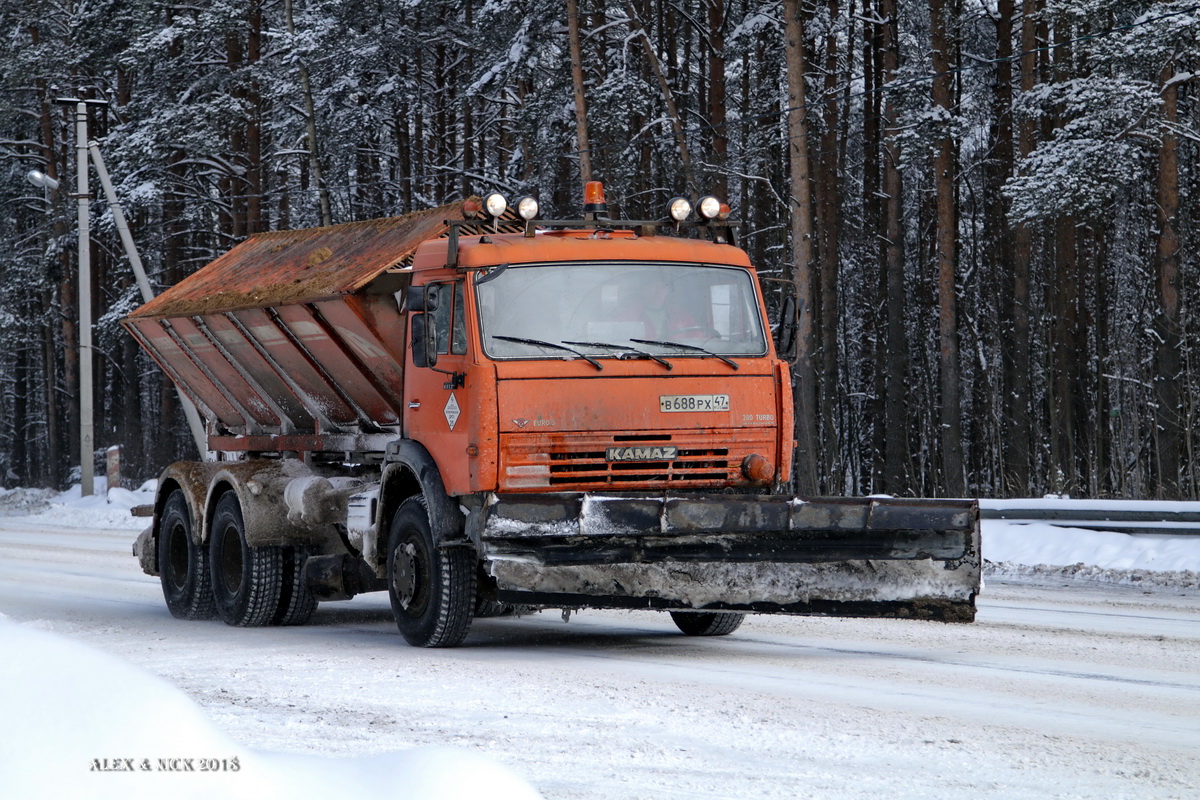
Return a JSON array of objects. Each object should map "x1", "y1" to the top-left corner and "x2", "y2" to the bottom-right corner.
[
  {"x1": 392, "y1": 542, "x2": 419, "y2": 610},
  {"x1": 166, "y1": 523, "x2": 189, "y2": 590},
  {"x1": 218, "y1": 525, "x2": 243, "y2": 596}
]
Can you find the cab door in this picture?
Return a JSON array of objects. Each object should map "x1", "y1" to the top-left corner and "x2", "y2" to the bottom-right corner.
[{"x1": 405, "y1": 279, "x2": 472, "y2": 492}]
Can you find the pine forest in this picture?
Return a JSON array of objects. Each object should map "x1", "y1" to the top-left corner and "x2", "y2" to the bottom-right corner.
[{"x1": 1, "y1": 0, "x2": 1198, "y2": 500}]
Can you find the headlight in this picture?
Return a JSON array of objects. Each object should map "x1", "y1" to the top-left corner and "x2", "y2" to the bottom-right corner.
[
  {"x1": 516, "y1": 196, "x2": 539, "y2": 220},
  {"x1": 697, "y1": 195, "x2": 722, "y2": 220},
  {"x1": 667, "y1": 197, "x2": 692, "y2": 222},
  {"x1": 483, "y1": 191, "x2": 508, "y2": 218}
]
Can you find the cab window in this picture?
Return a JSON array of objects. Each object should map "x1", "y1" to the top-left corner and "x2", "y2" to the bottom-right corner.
[{"x1": 431, "y1": 280, "x2": 467, "y2": 356}]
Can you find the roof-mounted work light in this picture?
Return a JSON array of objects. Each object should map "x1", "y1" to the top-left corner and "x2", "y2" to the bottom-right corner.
[
  {"x1": 516, "y1": 195, "x2": 540, "y2": 238},
  {"x1": 482, "y1": 192, "x2": 508, "y2": 219},
  {"x1": 667, "y1": 196, "x2": 692, "y2": 223},
  {"x1": 516, "y1": 196, "x2": 539, "y2": 221},
  {"x1": 697, "y1": 195, "x2": 722, "y2": 221}
]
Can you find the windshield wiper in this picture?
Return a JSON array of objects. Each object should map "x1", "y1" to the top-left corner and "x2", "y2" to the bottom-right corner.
[
  {"x1": 492, "y1": 335, "x2": 603, "y2": 370},
  {"x1": 561, "y1": 340, "x2": 673, "y2": 370},
  {"x1": 630, "y1": 338, "x2": 739, "y2": 370}
]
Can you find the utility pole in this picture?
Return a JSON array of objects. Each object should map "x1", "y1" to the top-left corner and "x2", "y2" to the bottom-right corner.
[{"x1": 55, "y1": 96, "x2": 106, "y2": 497}]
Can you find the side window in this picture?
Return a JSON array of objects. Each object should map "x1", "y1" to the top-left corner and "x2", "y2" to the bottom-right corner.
[
  {"x1": 432, "y1": 281, "x2": 467, "y2": 356},
  {"x1": 432, "y1": 283, "x2": 452, "y2": 355},
  {"x1": 451, "y1": 280, "x2": 467, "y2": 355}
]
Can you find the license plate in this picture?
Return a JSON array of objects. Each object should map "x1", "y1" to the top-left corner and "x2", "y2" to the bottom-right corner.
[{"x1": 659, "y1": 394, "x2": 730, "y2": 413}]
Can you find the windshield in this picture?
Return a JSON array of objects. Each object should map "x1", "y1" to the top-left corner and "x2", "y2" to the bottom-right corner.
[{"x1": 476, "y1": 262, "x2": 768, "y2": 359}]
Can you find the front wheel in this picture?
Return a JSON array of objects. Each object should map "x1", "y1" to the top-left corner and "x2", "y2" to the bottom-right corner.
[
  {"x1": 387, "y1": 497, "x2": 475, "y2": 647},
  {"x1": 669, "y1": 611, "x2": 745, "y2": 637}
]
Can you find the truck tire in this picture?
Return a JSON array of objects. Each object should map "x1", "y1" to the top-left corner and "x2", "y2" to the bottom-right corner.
[
  {"x1": 669, "y1": 611, "x2": 745, "y2": 637},
  {"x1": 387, "y1": 496, "x2": 475, "y2": 647},
  {"x1": 158, "y1": 490, "x2": 216, "y2": 620},
  {"x1": 273, "y1": 547, "x2": 318, "y2": 626},
  {"x1": 209, "y1": 492, "x2": 283, "y2": 627}
]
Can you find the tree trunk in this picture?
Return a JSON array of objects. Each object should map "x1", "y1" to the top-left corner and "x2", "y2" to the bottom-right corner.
[
  {"x1": 863, "y1": 1, "x2": 885, "y2": 491},
  {"x1": 783, "y1": 0, "x2": 819, "y2": 495},
  {"x1": 566, "y1": 0, "x2": 593, "y2": 187},
  {"x1": 285, "y1": 0, "x2": 332, "y2": 226},
  {"x1": 708, "y1": 0, "x2": 728, "y2": 197},
  {"x1": 1153, "y1": 61, "x2": 1182, "y2": 497},
  {"x1": 1007, "y1": 0, "x2": 1038, "y2": 495},
  {"x1": 817, "y1": 0, "x2": 842, "y2": 491},
  {"x1": 990, "y1": 0, "x2": 1016, "y2": 494},
  {"x1": 246, "y1": 3, "x2": 263, "y2": 234},
  {"x1": 34, "y1": 66, "x2": 69, "y2": 486},
  {"x1": 1049, "y1": 16, "x2": 1080, "y2": 495},
  {"x1": 879, "y1": 0, "x2": 909, "y2": 493},
  {"x1": 930, "y1": 0, "x2": 964, "y2": 496}
]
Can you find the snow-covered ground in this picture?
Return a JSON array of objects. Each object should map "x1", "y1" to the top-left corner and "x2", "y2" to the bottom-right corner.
[{"x1": 1, "y1": 483, "x2": 1198, "y2": 799}]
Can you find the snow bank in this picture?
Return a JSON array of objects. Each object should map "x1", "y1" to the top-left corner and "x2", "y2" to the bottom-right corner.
[
  {"x1": 1, "y1": 478, "x2": 156, "y2": 529},
  {"x1": 982, "y1": 520, "x2": 1200, "y2": 591},
  {"x1": 0, "y1": 487, "x2": 56, "y2": 516},
  {"x1": 984, "y1": 521, "x2": 1200, "y2": 572},
  {"x1": 0, "y1": 615, "x2": 541, "y2": 800}
]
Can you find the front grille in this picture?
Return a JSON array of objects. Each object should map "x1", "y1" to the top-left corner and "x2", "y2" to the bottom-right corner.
[{"x1": 500, "y1": 431, "x2": 774, "y2": 490}]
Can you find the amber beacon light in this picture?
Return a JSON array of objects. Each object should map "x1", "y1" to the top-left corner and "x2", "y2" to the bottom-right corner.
[{"x1": 584, "y1": 180, "x2": 608, "y2": 218}]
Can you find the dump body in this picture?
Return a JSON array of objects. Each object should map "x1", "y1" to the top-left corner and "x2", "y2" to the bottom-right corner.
[
  {"x1": 126, "y1": 198, "x2": 981, "y2": 645},
  {"x1": 123, "y1": 212, "x2": 445, "y2": 455}
]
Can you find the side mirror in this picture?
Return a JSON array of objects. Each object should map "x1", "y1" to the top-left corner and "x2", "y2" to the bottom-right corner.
[
  {"x1": 411, "y1": 313, "x2": 438, "y2": 368},
  {"x1": 774, "y1": 294, "x2": 797, "y2": 360},
  {"x1": 407, "y1": 283, "x2": 441, "y2": 313}
]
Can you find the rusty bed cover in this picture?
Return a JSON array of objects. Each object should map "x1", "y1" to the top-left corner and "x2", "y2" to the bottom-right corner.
[
  {"x1": 122, "y1": 201, "x2": 484, "y2": 451},
  {"x1": 129, "y1": 203, "x2": 464, "y2": 320}
]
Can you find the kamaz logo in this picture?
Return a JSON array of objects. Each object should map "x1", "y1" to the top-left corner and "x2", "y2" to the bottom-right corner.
[{"x1": 606, "y1": 446, "x2": 678, "y2": 462}]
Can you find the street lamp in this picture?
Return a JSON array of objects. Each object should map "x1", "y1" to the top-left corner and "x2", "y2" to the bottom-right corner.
[{"x1": 26, "y1": 170, "x2": 59, "y2": 192}]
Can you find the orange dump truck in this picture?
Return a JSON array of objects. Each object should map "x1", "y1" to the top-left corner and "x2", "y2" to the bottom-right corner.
[{"x1": 125, "y1": 185, "x2": 980, "y2": 647}]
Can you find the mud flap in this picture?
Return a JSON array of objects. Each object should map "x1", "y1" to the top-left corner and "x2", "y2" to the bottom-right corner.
[{"x1": 472, "y1": 494, "x2": 980, "y2": 622}]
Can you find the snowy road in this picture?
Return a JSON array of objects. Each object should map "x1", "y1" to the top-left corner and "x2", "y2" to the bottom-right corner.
[{"x1": 1, "y1": 512, "x2": 1198, "y2": 799}]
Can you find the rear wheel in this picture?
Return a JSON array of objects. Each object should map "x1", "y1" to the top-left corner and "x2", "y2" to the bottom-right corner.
[
  {"x1": 273, "y1": 547, "x2": 318, "y2": 626},
  {"x1": 669, "y1": 610, "x2": 745, "y2": 637},
  {"x1": 387, "y1": 496, "x2": 475, "y2": 647},
  {"x1": 209, "y1": 492, "x2": 283, "y2": 627},
  {"x1": 475, "y1": 597, "x2": 512, "y2": 618},
  {"x1": 158, "y1": 490, "x2": 215, "y2": 620}
]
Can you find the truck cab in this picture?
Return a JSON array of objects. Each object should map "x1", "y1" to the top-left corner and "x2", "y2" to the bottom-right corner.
[{"x1": 402, "y1": 224, "x2": 792, "y2": 499}]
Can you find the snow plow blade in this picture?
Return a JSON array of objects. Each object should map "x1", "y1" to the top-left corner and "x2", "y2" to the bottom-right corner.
[{"x1": 473, "y1": 494, "x2": 980, "y2": 622}]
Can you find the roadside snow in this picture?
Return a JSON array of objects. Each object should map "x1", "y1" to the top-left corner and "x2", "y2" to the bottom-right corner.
[
  {"x1": 2, "y1": 484, "x2": 1199, "y2": 798},
  {"x1": 0, "y1": 614, "x2": 542, "y2": 799},
  {"x1": 986, "y1": 521, "x2": 1200, "y2": 571},
  {"x1": 0, "y1": 481, "x2": 543, "y2": 800},
  {"x1": 979, "y1": 503, "x2": 1200, "y2": 592},
  {"x1": 0, "y1": 479, "x2": 153, "y2": 528}
]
